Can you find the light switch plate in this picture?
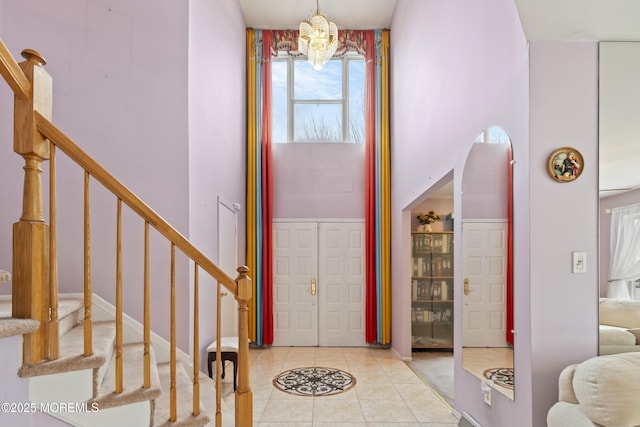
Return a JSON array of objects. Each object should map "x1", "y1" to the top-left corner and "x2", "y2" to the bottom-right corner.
[
  {"x1": 572, "y1": 252, "x2": 587, "y2": 273},
  {"x1": 481, "y1": 380, "x2": 492, "y2": 406}
]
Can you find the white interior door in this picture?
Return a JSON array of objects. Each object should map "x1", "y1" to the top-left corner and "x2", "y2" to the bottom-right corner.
[
  {"x1": 319, "y1": 222, "x2": 366, "y2": 346},
  {"x1": 217, "y1": 197, "x2": 239, "y2": 337},
  {"x1": 462, "y1": 221, "x2": 508, "y2": 347},
  {"x1": 273, "y1": 221, "x2": 365, "y2": 346},
  {"x1": 273, "y1": 223, "x2": 319, "y2": 346}
]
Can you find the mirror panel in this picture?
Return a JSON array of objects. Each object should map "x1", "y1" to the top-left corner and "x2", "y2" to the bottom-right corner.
[
  {"x1": 598, "y1": 42, "x2": 640, "y2": 356},
  {"x1": 461, "y1": 127, "x2": 514, "y2": 400}
]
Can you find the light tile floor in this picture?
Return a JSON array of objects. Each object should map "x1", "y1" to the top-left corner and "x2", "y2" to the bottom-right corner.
[{"x1": 220, "y1": 346, "x2": 459, "y2": 427}]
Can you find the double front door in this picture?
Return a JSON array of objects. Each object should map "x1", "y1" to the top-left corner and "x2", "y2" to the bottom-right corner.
[{"x1": 273, "y1": 221, "x2": 365, "y2": 346}]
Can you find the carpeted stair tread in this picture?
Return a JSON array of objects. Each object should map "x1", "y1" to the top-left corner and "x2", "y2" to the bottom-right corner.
[
  {"x1": 90, "y1": 342, "x2": 162, "y2": 410},
  {"x1": 154, "y1": 362, "x2": 211, "y2": 427},
  {"x1": 18, "y1": 320, "x2": 116, "y2": 377},
  {"x1": 0, "y1": 318, "x2": 40, "y2": 338},
  {"x1": 0, "y1": 296, "x2": 82, "y2": 320}
]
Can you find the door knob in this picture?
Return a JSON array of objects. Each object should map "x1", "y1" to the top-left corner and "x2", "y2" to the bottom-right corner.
[
  {"x1": 464, "y1": 278, "x2": 471, "y2": 296},
  {"x1": 311, "y1": 278, "x2": 317, "y2": 296}
]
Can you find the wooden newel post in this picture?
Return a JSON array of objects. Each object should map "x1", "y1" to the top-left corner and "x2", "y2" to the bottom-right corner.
[
  {"x1": 12, "y1": 48, "x2": 53, "y2": 365},
  {"x1": 235, "y1": 266, "x2": 253, "y2": 427}
]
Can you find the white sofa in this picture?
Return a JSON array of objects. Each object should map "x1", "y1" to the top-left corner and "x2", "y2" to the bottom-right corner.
[
  {"x1": 547, "y1": 352, "x2": 640, "y2": 427},
  {"x1": 599, "y1": 298, "x2": 640, "y2": 355}
]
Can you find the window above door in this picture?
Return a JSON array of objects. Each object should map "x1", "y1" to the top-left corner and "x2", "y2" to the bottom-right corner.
[{"x1": 272, "y1": 56, "x2": 365, "y2": 143}]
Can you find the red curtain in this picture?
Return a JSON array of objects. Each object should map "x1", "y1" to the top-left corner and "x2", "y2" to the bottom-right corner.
[
  {"x1": 364, "y1": 31, "x2": 377, "y2": 343},
  {"x1": 506, "y1": 146, "x2": 514, "y2": 346},
  {"x1": 261, "y1": 30, "x2": 274, "y2": 345}
]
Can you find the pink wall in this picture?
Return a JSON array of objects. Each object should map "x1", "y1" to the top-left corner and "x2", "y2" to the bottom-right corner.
[
  {"x1": 187, "y1": 0, "x2": 246, "y2": 370},
  {"x1": 0, "y1": 0, "x2": 246, "y2": 355},
  {"x1": 599, "y1": 189, "x2": 640, "y2": 296},
  {"x1": 528, "y1": 41, "x2": 599, "y2": 427},
  {"x1": 272, "y1": 143, "x2": 365, "y2": 219},
  {"x1": 462, "y1": 143, "x2": 511, "y2": 220}
]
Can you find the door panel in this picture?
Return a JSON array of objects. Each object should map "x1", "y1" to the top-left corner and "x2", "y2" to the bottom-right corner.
[
  {"x1": 462, "y1": 221, "x2": 508, "y2": 347},
  {"x1": 319, "y1": 222, "x2": 365, "y2": 346},
  {"x1": 217, "y1": 197, "x2": 238, "y2": 337},
  {"x1": 273, "y1": 223, "x2": 318, "y2": 346}
]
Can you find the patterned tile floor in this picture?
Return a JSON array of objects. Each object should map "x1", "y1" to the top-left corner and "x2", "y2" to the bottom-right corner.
[{"x1": 219, "y1": 346, "x2": 459, "y2": 427}]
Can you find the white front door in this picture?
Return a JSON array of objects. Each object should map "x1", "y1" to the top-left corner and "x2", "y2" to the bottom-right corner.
[
  {"x1": 462, "y1": 221, "x2": 508, "y2": 347},
  {"x1": 273, "y1": 222, "x2": 318, "y2": 346},
  {"x1": 273, "y1": 221, "x2": 365, "y2": 346}
]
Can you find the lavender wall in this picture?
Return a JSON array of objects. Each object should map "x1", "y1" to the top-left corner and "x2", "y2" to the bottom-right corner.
[
  {"x1": 187, "y1": 0, "x2": 246, "y2": 370},
  {"x1": 528, "y1": 41, "x2": 599, "y2": 427},
  {"x1": 272, "y1": 143, "x2": 365, "y2": 219},
  {"x1": 461, "y1": 143, "x2": 510, "y2": 220},
  {"x1": 391, "y1": 0, "x2": 530, "y2": 425},
  {"x1": 0, "y1": 0, "x2": 191, "y2": 349},
  {"x1": 599, "y1": 189, "x2": 640, "y2": 296}
]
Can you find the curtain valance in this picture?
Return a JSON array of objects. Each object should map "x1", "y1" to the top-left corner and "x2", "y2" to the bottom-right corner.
[{"x1": 270, "y1": 30, "x2": 368, "y2": 58}]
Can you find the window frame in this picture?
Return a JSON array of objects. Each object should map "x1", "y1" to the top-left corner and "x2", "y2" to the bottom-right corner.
[{"x1": 272, "y1": 54, "x2": 365, "y2": 143}]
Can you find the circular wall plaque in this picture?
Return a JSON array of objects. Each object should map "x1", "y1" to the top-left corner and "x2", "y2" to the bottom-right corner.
[{"x1": 547, "y1": 147, "x2": 584, "y2": 182}]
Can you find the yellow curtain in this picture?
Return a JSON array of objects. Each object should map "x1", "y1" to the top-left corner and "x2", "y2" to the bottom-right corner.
[
  {"x1": 245, "y1": 29, "x2": 257, "y2": 341},
  {"x1": 381, "y1": 30, "x2": 391, "y2": 344}
]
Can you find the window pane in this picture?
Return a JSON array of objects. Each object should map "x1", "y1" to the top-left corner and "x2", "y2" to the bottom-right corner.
[
  {"x1": 349, "y1": 59, "x2": 365, "y2": 143},
  {"x1": 272, "y1": 61, "x2": 288, "y2": 143},
  {"x1": 294, "y1": 60, "x2": 342, "y2": 100},
  {"x1": 294, "y1": 103, "x2": 342, "y2": 142}
]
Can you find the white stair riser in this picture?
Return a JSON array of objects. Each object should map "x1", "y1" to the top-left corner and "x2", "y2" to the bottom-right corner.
[{"x1": 29, "y1": 370, "x2": 151, "y2": 427}]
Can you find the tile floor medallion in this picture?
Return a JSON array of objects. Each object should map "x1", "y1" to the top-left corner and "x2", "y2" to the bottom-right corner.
[
  {"x1": 483, "y1": 367, "x2": 514, "y2": 389},
  {"x1": 272, "y1": 366, "x2": 356, "y2": 396}
]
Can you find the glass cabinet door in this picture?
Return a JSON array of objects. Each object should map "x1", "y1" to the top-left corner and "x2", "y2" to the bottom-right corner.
[{"x1": 411, "y1": 232, "x2": 453, "y2": 350}]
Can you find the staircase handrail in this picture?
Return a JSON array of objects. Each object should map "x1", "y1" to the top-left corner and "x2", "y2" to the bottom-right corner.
[
  {"x1": 0, "y1": 39, "x2": 30, "y2": 99},
  {"x1": 34, "y1": 112, "x2": 239, "y2": 296}
]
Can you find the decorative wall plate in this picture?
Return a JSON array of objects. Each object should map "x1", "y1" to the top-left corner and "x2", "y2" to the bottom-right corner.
[{"x1": 547, "y1": 147, "x2": 584, "y2": 182}]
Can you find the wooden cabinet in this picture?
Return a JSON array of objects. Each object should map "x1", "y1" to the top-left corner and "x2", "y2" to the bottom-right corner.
[{"x1": 411, "y1": 231, "x2": 453, "y2": 350}]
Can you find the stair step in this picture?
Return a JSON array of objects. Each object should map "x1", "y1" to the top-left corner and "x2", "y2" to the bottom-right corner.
[
  {"x1": 57, "y1": 296, "x2": 84, "y2": 337},
  {"x1": 0, "y1": 295, "x2": 84, "y2": 338},
  {"x1": 90, "y1": 342, "x2": 162, "y2": 410},
  {"x1": 18, "y1": 320, "x2": 116, "y2": 378},
  {"x1": 0, "y1": 318, "x2": 40, "y2": 338},
  {"x1": 154, "y1": 362, "x2": 211, "y2": 427}
]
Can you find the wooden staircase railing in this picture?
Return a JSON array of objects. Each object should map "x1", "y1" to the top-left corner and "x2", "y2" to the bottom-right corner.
[{"x1": 0, "y1": 39, "x2": 252, "y2": 427}]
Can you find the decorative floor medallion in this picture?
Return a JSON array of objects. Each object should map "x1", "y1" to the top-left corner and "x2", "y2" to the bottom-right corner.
[
  {"x1": 483, "y1": 367, "x2": 514, "y2": 389},
  {"x1": 273, "y1": 367, "x2": 356, "y2": 397}
]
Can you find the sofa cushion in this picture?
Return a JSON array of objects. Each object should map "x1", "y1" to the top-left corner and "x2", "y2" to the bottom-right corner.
[
  {"x1": 547, "y1": 401, "x2": 599, "y2": 427},
  {"x1": 573, "y1": 352, "x2": 640, "y2": 427},
  {"x1": 600, "y1": 299, "x2": 640, "y2": 329},
  {"x1": 558, "y1": 364, "x2": 579, "y2": 404},
  {"x1": 599, "y1": 325, "x2": 636, "y2": 346},
  {"x1": 627, "y1": 328, "x2": 640, "y2": 345}
]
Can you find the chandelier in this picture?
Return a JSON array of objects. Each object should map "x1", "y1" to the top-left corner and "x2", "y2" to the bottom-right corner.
[{"x1": 298, "y1": 0, "x2": 338, "y2": 70}]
